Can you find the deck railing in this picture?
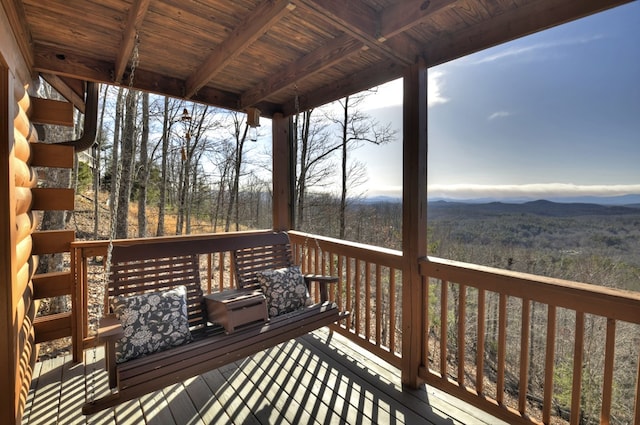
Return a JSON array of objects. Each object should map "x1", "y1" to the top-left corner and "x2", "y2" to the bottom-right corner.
[
  {"x1": 70, "y1": 231, "x2": 640, "y2": 424},
  {"x1": 289, "y1": 231, "x2": 403, "y2": 368},
  {"x1": 420, "y1": 256, "x2": 640, "y2": 425}
]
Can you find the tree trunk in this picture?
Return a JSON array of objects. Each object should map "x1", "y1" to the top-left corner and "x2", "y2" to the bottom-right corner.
[
  {"x1": 109, "y1": 88, "x2": 124, "y2": 216},
  {"x1": 156, "y1": 97, "x2": 169, "y2": 236},
  {"x1": 115, "y1": 89, "x2": 137, "y2": 239},
  {"x1": 137, "y1": 92, "x2": 149, "y2": 237},
  {"x1": 225, "y1": 119, "x2": 248, "y2": 232},
  {"x1": 340, "y1": 96, "x2": 349, "y2": 239}
]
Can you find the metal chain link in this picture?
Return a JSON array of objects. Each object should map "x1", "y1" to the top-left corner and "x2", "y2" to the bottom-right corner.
[{"x1": 88, "y1": 32, "x2": 139, "y2": 404}]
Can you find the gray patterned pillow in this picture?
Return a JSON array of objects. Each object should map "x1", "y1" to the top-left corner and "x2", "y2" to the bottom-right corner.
[
  {"x1": 257, "y1": 266, "x2": 310, "y2": 317},
  {"x1": 111, "y1": 286, "x2": 192, "y2": 363}
]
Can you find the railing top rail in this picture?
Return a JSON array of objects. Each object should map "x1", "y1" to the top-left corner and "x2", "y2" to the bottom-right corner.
[
  {"x1": 289, "y1": 230, "x2": 403, "y2": 269},
  {"x1": 421, "y1": 256, "x2": 640, "y2": 324},
  {"x1": 70, "y1": 229, "x2": 277, "y2": 250}
]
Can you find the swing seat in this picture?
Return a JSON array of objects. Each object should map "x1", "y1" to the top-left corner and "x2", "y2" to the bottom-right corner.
[{"x1": 82, "y1": 231, "x2": 347, "y2": 415}]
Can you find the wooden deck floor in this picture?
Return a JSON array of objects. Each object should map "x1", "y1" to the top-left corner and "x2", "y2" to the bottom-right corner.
[{"x1": 22, "y1": 328, "x2": 505, "y2": 425}]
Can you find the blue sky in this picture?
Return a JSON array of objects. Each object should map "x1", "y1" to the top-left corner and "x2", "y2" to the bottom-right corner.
[{"x1": 354, "y1": 2, "x2": 640, "y2": 200}]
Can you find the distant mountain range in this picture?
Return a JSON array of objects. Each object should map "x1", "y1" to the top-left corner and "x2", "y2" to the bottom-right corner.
[
  {"x1": 426, "y1": 199, "x2": 640, "y2": 218},
  {"x1": 364, "y1": 194, "x2": 640, "y2": 208}
]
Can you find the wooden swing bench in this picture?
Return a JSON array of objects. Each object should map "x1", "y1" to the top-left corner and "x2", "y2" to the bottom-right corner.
[{"x1": 82, "y1": 231, "x2": 346, "y2": 415}]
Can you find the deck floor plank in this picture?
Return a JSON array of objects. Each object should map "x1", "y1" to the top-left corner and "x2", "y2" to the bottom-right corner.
[
  {"x1": 58, "y1": 354, "x2": 87, "y2": 425},
  {"x1": 21, "y1": 357, "x2": 42, "y2": 425},
  {"x1": 162, "y1": 382, "x2": 206, "y2": 425},
  {"x1": 200, "y1": 367, "x2": 261, "y2": 425},
  {"x1": 24, "y1": 329, "x2": 506, "y2": 425},
  {"x1": 183, "y1": 376, "x2": 233, "y2": 424},
  {"x1": 28, "y1": 355, "x2": 65, "y2": 425},
  {"x1": 139, "y1": 389, "x2": 177, "y2": 425},
  {"x1": 83, "y1": 347, "x2": 117, "y2": 425}
]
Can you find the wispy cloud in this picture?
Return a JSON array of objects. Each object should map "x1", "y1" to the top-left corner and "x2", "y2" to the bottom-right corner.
[
  {"x1": 488, "y1": 111, "x2": 512, "y2": 120},
  {"x1": 428, "y1": 70, "x2": 448, "y2": 107},
  {"x1": 428, "y1": 183, "x2": 640, "y2": 199},
  {"x1": 471, "y1": 35, "x2": 604, "y2": 65}
]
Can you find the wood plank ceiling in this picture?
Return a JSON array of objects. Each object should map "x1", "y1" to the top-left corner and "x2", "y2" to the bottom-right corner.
[{"x1": 4, "y1": 0, "x2": 634, "y2": 117}]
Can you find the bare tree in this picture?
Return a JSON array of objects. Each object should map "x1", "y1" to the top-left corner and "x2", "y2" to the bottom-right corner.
[
  {"x1": 324, "y1": 94, "x2": 396, "y2": 238},
  {"x1": 224, "y1": 113, "x2": 250, "y2": 232},
  {"x1": 294, "y1": 109, "x2": 339, "y2": 230}
]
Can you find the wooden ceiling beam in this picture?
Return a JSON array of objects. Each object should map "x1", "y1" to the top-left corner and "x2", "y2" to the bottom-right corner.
[
  {"x1": 40, "y1": 73, "x2": 85, "y2": 113},
  {"x1": 1, "y1": 0, "x2": 34, "y2": 71},
  {"x1": 184, "y1": 0, "x2": 296, "y2": 99},
  {"x1": 114, "y1": 0, "x2": 151, "y2": 84},
  {"x1": 379, "y1": 0, "x2": 458, "y2": 41},
  {"x1": 298, "y1": 0, "x2": 419, "y2": 65},
  {"x1": 240, "y1": 34, "x2": 364, "y2": 108},
  {"x1": 281, "y1": 58, "x2": 405, "y2": 116},
  {"x1": 32, "y1": 45, "x2": 247, "y2": 112}
]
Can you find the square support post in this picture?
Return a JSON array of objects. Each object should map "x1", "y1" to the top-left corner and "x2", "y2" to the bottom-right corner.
[
  {"x1": 401, "y1": 58, "x2": 428, "y2": 388},
  {"x1": 271, "y1": 112, "x2": 293, "y2": 231}
]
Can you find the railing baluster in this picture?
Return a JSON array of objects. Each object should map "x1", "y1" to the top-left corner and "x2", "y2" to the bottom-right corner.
[
  {"x1": 601, "y1": 318, "x2": 616, "y2": 425},
  {"x1": 519, "y1": 298, "x2": 531, "y2": 415},
  {"x1": 457, "y1": 284, "x2": 466, "y2": 386},
  {"x1": 346, "y1": 256, "x2": 352, "y2": 331},
  {"x1": 206, "y1": 253, "x2": 212, "y2": 294},
  {"x1": 476, "y1": 288, "x2": 485, "y2": 395},
  {"x1": 355, "y1": 259, "x2": 362, "y2": 336},
  {"x1": 440, "y1": 280, "x2": 448, "y2": 377},
  {"x1": 570, "y1": 311, "x2": 584, "y2": 425},
  {"x1": 227, "y1": 252, "x2": 233, "y2": 290},
  {"x1": 390, "y1": 268, "x2": 396, "y2": 353},
  {"x1": 543, "y1": 305, "x2": 557, "y2": 424},
  {"x1": 365, "y1": 262, "x2": 371, "y2": 342},
  {"x1": 337, "y1": 254, "x2": 343, "y2": 311},
  {"x1": 424, "y1": 274, "x2": 430, "y2": 367},
  {"x1": 634, "y1": 350, "x2": 640, "y2": 424},
  {"x1": 376, "y1": 264, "x2": 382, "y2": 347},
  {"x1": 497, "y1": 293, "x2": 507, "y2": 404}
]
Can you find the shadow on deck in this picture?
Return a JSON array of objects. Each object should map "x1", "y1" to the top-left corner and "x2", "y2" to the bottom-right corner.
[{"x1": 22, "y1": 328, "x2": 505, "y2": 424}]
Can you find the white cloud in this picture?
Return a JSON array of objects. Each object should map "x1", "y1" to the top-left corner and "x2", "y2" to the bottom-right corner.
[
  {"x1": 488, "y1": 111, "x2": 511, "y2": 120},
  {"x1": 427, "y1": 183, "x2": 640, "y2": 200},
  {"x1": 428, "y1": 70, "x2": 448, "y2": 107},
  {"x1": 360, "y1": 71, "x2": 449, "y2": 112},
  {"x1": 471, "y1": 35, "x2": 605, "y2": 65}
]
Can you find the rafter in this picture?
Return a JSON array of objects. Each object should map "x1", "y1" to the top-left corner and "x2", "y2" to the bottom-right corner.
[
  {"x1": 298, "y1": 0, "x2": 419, "y2": 65},
  {"x1": 281, "y1": 58, "x2": 405, "y2": 116},
  {"x1": 379, "y1": 0, "x2": 458, "y2": 41},
  {"x1": 184, "y1": 0, "x2": 296, "y2": 99},
  {"x1": 114, "y1": 0, "x2": 151, "y2": 84},
  {"x1": 240, "y1": 34, "x2": 364, "y2": 108},
  {"x1": 40, "y1": 73, "x2": 85, "y2": 113}
]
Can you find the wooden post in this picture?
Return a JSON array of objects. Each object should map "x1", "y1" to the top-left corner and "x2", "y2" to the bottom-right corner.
[
  {"x1": 401, "y1": 58, "x2": 428, "y2": 388},
  {"x1": 271, "y1": 112, "x2": 293, "y2": 231}
]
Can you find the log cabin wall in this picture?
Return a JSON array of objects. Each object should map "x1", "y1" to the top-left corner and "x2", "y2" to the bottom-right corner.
[
  {"x1": 1, "y1": 15, "x2": 34, "y2": 424},
  {"x1": 1, "y1": 5, "x2": 75, "y2": 423}
]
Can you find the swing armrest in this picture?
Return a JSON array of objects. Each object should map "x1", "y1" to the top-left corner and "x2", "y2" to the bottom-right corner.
[
  {"x1": 95, "y1": 314, "x2": 122, "y2": 388},
  {"x1": 96, "y1": 314, "x2": 124, "y2": 343},
  {"x1": 304, "y1": 274, "x2": 339, "y2": 303}
]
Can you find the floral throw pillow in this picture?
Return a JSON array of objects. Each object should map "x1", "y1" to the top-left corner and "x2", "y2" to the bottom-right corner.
[
  {"x1": 257, "y1": 266, "x2": 310, "y2": 317},
  {"x1": 111, "y1": 286, "x2": 192, "y2": 363}
]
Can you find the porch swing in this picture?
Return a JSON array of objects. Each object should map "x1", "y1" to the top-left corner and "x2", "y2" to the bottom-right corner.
[
  {"x1": 81, "y1": 38, "x2": 346, "y2": 415},
  {"x1": 82, "y1": 232, "x2": 346, "y2": 415}
]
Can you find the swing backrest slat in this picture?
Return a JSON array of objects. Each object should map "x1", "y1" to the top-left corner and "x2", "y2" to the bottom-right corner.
[{"x1": 108, "y1": 247, "x2": 205, "y2": 329}]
